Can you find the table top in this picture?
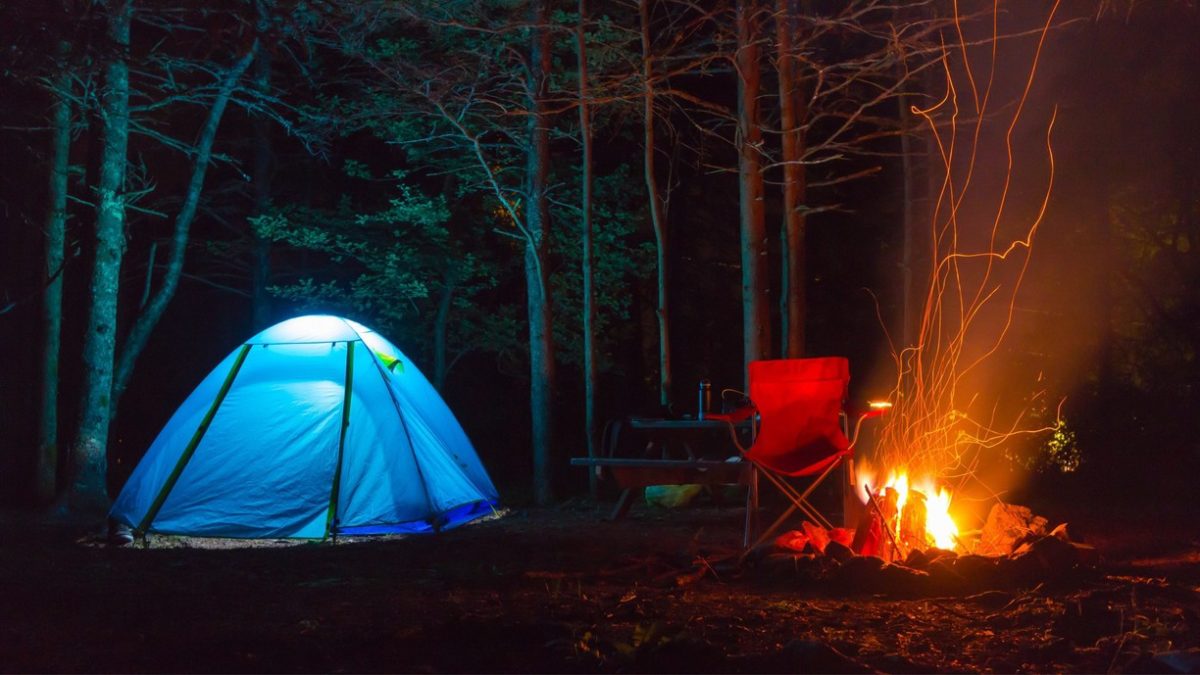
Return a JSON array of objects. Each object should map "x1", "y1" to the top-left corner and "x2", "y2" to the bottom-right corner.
[{"x1": 627, "y1": 416, "x2": 749, "y2": 430}]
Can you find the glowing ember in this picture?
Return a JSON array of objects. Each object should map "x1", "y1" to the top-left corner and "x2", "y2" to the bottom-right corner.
[
  {"x1": 856, "y1": 461, "x2": 960, "y2": 553},
  {"x1": 867, "y1": 0, "x2": 1065, "y2": 533}
]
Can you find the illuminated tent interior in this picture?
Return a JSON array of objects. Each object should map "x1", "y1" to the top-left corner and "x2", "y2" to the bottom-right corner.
[{"x1": 110, "y1": 315, "x2": 499, "y2": 538}]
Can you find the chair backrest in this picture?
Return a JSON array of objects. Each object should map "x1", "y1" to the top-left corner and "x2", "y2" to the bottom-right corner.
[{"x1": 744, "y1": 357, "x2": 851, "y2": 476}]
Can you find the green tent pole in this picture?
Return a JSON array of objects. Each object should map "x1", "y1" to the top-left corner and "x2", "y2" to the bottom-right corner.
[
  {"x1": 324, "y1": 341, "x2": 355, "y2": 541},
  {"x1": 364, "y1": 350, "x2": 438, "y2": 526},
  {"x1": 134, "y1": 344, "x2": 252, "y2": 537}
]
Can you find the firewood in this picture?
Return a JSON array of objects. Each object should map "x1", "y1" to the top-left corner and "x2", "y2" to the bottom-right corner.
[
  {"x1": 878, "y1": 489, "x2": 900, "y2": 556},
  {"x1": 899, "y1": 489, "x2": 928, "y2": 553},
  {"x1": 850, "y1": 509, "x2": 883, "y2": 557}
]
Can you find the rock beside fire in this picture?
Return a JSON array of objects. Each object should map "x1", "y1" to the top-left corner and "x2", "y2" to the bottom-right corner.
[
  {"x1": 976, "y1": 503, "x2": 1049, "y2": 556},
  {"x1": 759, "y1": 512, "x2": 1098, "y2": 596}
]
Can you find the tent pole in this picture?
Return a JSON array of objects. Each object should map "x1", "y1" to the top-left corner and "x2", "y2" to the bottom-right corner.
[
  {"x1": 364, "y1": 348, "x2": 439, "y2": 525},
  {"x1": 324, "y1": 341, "x2": 355, "y2": 541},
  {"x1": 134, "y1": 344, "x2": 252, "y2": 538}
]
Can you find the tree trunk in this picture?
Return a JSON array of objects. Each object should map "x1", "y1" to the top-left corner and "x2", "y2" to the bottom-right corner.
[
  {"x1": 737, "y1": 0, "x2": 769, "y2": 385},
  {"x1": 111, "y1": 42, "x2": 259, "y2": 413},
  {"x1": 250, "y1": 47, "x2": 273, "y2": 330},
  {"x1": 640, "y1": 0, "x2": 672, "y2": 407},
  {"x1": 578, "y1": 0, "x2": 598, "y2": 497},
  {"x1": 776, "y1": 0, "x2": 806, "y2": 358},
  {"x1": 527, "y1": 0, "x2": 556, "y2": 506},
  {"x1": 433, "y1": 274, "x2": 454, "y2": 391},
  {"x1": 72, "y1": 0, "x2": 132, "y2": 516},
  {"x1": 37, "y1": 42, "x2": 72, "y2": 504},
  {"x1": 896, "y1": 2, "x2": 925, "y2": 352}
]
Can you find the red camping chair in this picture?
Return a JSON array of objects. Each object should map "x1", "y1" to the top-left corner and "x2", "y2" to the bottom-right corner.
[{"x1": 709, "y1": 357, "x2": 855, "y2": 554}]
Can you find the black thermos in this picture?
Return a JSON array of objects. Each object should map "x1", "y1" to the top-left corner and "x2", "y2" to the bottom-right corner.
[{"x1": 698, "y1": 379, "x2": 711, "y2": 420}]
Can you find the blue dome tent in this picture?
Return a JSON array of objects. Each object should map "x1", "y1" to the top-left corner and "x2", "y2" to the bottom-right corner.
[{"x1": 111, "y1": 315, "x2": 499, "y2": 539}]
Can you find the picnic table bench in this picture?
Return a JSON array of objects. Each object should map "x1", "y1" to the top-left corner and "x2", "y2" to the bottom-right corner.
[{"x1": 570, "y1": 416, "x2": 759, "y2": 547}]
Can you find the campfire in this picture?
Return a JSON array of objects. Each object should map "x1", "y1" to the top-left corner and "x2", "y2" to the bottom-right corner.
[
  {"x1": 823, "y1": 0, "x2": 1064, "y2": 568},
  {"x1": 754, "y1": 0, "x2": 1096, "y2": 598},
  {"x1": 773, "y1": 459, "x2": 967, "y2": 562},
  {"x1": 853, "y1": 461, "x2": 960, "y2": 557}
]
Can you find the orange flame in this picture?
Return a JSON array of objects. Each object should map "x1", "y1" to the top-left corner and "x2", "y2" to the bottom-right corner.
[{"x1": 856, "y1": 461, "x2": 960, "y2": 552}]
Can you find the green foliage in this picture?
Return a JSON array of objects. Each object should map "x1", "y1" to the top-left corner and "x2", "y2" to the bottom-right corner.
[
  {"x1": 1042, "y1": 418, "x2": 1081, "y2": 473},
  {"x1": 1005, "y1": 393, "x2": 1082, "y2": 475},
  {"x1": 309, "y1": 3, "x2": 656, "y2": 384},
  {"x1": 550, "y1": 164, "x2": 654, "y2": 372},
  {"x1": 254, "y1": 200, "x2": 433, "y2": 328},
  {"x1": 1105, "y1": 184, "x2": 1200, "y2": 395},
  {"x1": 251, "y1": 166, "x2": 515, "y2": 378}
]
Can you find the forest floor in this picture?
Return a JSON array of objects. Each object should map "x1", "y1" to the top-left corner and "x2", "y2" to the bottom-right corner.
[{"x1": 1, "y1": 498, "x2": 1198, "y2": 673}]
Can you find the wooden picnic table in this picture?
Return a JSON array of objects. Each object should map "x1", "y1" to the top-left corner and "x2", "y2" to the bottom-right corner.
[{"x1": 570, "y1": 416, "x2": 759, "y2": 547}]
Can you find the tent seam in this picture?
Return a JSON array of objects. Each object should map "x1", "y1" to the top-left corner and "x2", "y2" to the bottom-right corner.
[{"x1": 361, "y1": 348, "x2": 441, "y2": 530}]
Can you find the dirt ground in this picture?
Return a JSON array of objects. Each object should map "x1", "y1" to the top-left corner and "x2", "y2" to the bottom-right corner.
[{"x1": 1, "y1": 500, "x2": 1198, "y2": 674}]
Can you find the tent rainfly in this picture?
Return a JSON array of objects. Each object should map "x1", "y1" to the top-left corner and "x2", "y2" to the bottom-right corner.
[{"x1": 110, "y1": 315, "x2": 499, "y2": 538}]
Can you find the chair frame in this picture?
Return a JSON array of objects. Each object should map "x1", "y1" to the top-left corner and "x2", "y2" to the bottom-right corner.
[
  {"x1": 571, "y1": 358, "x2": 878, "y2": 557},
  {"x1": 713, "y1": 358, "x2": 871, "y2": 559}
]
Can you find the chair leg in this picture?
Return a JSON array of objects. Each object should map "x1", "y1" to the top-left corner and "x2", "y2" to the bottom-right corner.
[
  {"x1": 743, "y1": 465, "x2": 759, "y2": 549},
  {"x1": 739, "y1": 456, "x2": 847, "y2": 562},
  {"x1": 610, "y1": 487, "x2": 640, "y2": 521},
  {"x1": 750, "y1": 503, "x2": 798, "y2": 550}
]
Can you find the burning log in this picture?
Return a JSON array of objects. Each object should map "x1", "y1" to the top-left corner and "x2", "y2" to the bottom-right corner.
[
  {"x1": 877, "y1": 488, "x2": 899, "y2": 540},
  {"x1": 849, "y1": 507, "x2": 883, "y2": 557},
  {"x1": 899, "y1": 489, "x2": 928, "y2": 553}
]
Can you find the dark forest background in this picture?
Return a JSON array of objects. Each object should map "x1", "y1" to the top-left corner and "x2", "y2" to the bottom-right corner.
[{"x1": 1, "y1": 0, "x2": 1197, "y2": 516}]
